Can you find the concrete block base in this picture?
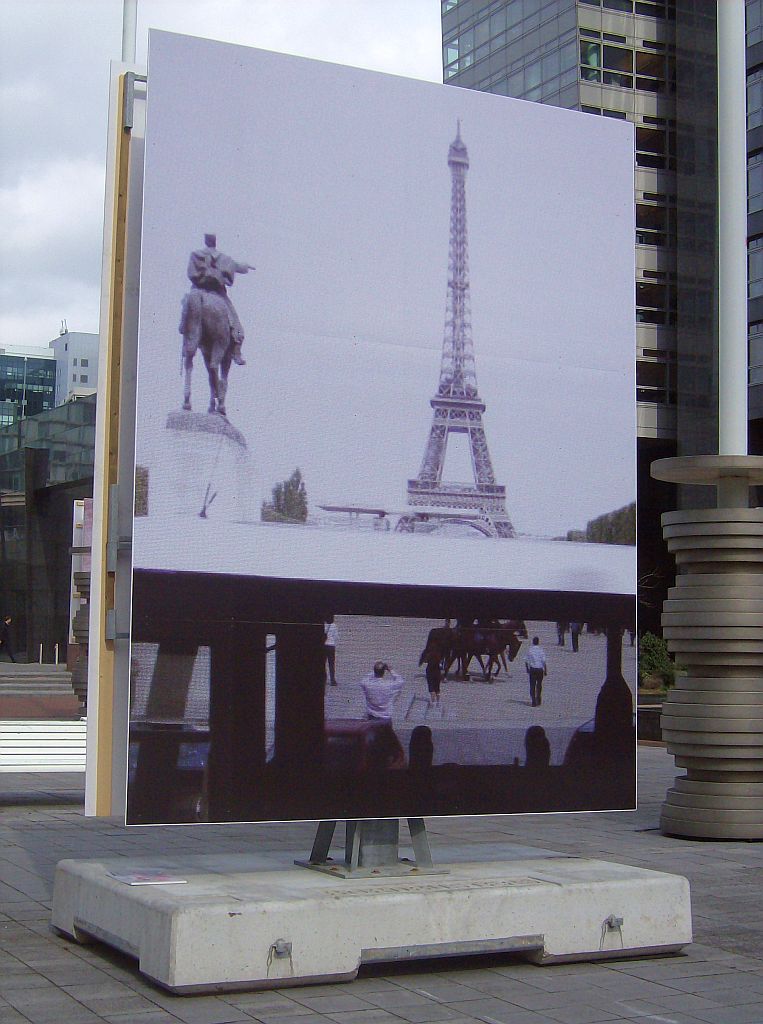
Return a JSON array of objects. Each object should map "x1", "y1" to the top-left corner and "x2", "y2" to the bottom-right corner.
[{"x1": 52, "y1": 849, "x2": 691, "y2": 993}]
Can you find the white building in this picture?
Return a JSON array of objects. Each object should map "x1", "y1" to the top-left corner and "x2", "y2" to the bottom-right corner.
[{"x1": 49, "y1": 329, "x2": 99, "y2": 407}]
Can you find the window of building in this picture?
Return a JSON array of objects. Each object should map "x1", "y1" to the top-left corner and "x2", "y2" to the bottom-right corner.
[
  {"x1": 580, "y1": 40, "x2": 601, "y2": 82},
  {"x1": 81, "y1": 358, "x2": 89, "y2": 367},
  {"x1": 635, "y1": 124, "x2": 672, "y2": 168},
  {"x1": 749, "y1": 68, "x2": 763, "y2": 131},
  {"x1": 72, "y1": 374, "x2": 77, "y2": 382},
  {"x1": 637, "y1": 281, "x2": 670, "y2": 325},
  {"x1": 578, "y1": 0, "x2": 670, "y2": 16},
  {"x1": 749, "y1": 152, "x2": 763, "y2": 214},
  {"x1": 637, "y1": 352, "x2": 677, "y2": 405},
  {"x1": 750, "y1": 322, "x2": 763, "y2": 384},
  {"x1": 636, "y1": 50, "x2": 665, "y2": 91},
  {"x1": 73, "y1": 358, "x2": 77, "y2": 366},
  {"x1": 602, "y1": 45, "x2": 633, "y2": 87},
  {"x1": 749, "y1": 238, "x2": 763, "y2": 299},
  {"x1": 636, "y1": 203, "x2": 667, "y2": 246},
  {"x1": 748, "y1": 0, "x2": 763, "y2": 47},
  {"x1": 80, "y1": 374, "x2": 88, "y2": 384}
]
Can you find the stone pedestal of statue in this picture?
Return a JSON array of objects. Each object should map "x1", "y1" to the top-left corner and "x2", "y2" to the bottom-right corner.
[{"x1": 147, "y1": 409, "x2": 259, "y2": 522}]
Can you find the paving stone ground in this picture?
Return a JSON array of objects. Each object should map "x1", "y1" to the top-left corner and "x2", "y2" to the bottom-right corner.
[{"x1": 1, "y1": 745, "x2": 763, "y2": 1024}]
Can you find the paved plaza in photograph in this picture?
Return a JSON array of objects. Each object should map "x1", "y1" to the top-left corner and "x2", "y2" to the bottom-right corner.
[
  {"x1": 1, "y1": 745, "x2": 763, "y2": 1024},
  {"x1": 320, "y1": 618, "x2": 636, "y2": 765}
]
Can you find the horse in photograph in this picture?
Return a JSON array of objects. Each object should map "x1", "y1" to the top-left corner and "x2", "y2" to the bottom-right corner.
[
  {"x1": 419, "y1": 620, "x2": 526, "y2": 682},
  {"x1": 180, "y1": 289, "x2": 236, "y2": 416}
]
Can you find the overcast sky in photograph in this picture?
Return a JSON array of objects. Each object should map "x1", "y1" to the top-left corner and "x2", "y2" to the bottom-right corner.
[{"x1": 0, "y1": 0, "x2": 443, "y2": 349}]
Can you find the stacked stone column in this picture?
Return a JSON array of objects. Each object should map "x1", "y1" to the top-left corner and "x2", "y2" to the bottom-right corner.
[{"x1": 652, "y1": 456, "x2": 763, "y2": 839}]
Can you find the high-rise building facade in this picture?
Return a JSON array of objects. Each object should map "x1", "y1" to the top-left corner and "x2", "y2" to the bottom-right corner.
[
  {"x1": 49, "y1": 329, "x2": 99, "y2": 407},
  {"x1": 442, "y1": 0, "x2": 761, "y2": 625},
  {"x1": 0, "y1": 345, "x2": 56, "y2": 426}
]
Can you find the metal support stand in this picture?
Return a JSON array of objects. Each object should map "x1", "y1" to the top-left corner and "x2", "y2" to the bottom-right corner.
[{"x1": 296, "y1": 818, "x2": 447, "y2": 878}]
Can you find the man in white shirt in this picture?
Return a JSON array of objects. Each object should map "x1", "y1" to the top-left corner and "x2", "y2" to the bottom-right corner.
[
  {"x1": 525, "y1": 636, "x2": 548, "y2": 707},
  {"x1": 360, "y1": 661, "x2": 404, "y2": 721},
  {"x1": 324, "y1": 615, "x2": 339, "y2": 686}
]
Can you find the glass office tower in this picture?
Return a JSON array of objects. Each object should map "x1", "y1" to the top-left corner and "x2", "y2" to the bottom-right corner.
[
  {"x1": 442, "y1": 0, "x2": 763, "y2": 626},
  {"x1": 0, "y1": 348, "x2": 56, "y2": 426}
]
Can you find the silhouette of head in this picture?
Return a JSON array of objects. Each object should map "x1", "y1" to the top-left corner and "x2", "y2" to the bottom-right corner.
[
  {"x1": 204, "y1": 233, "x2": 217, "y2": 248},
  {"x1": 532, "y1": 636, "x2": 539, "y2": 646},
  {"x1": 373, "y1": 660, "x2": 388, "y2": 678},
  {"x1": 366, "y1": 723, "x2": 404, "y2": 770},
  {"x1": 409, "y1": 726, "x2": 434, "y2": 771},
  {"x1": 525, "y1": 725, "x2": 551, "y2": 768}
]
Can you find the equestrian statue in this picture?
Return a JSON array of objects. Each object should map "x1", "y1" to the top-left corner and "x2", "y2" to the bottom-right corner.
[{"x1": 178, "y1": 233, "x2": 254, "y2": 417}]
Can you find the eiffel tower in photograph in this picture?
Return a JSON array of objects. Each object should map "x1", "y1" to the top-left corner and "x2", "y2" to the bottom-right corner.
[{"x1": 407, "y1": 124, "x2": 514, "y2": 539}]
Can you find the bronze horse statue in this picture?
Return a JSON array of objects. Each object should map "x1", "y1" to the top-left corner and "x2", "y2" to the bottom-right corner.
[
  {"x1": 180, "y1": 290, "x2": 237, "y2": 416},
  {"x1": 178, "y1": 234, "x2": 253, "y2": 417}
]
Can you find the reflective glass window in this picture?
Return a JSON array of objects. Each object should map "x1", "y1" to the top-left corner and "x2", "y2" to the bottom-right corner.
[
  {"x1": 580, "y1": 40, "x2": 601, "y2": 66},
  {"x1": 603, "y1": 46, "x2": 633, "y2": 72},
  {"x1": 560, "y1": 40, "x2": 577, "y2": 71},
  {"x1": 749, "y1": 238, "x2": 763, "y2": 298},
  {"x1": 748, "y1": 69, "x2": 763, "y2": 130},
  {"x1": 636, "y1": 203, "x2": 667, "y2": 246},
  {"x1": 542, "y1": 49, "x2": 560, "y2": 79},
  {"x1": 749, "y1": 154, "x2": 763, "y2": 213},
  {"x1": 525, "y1": 61, "x2": 541, "y2": 89},
  {"x1": 475, "y1": 18, "x2": 491, "y2": 48}
]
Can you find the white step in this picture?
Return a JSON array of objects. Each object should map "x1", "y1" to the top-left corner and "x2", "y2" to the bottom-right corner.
[{"x1": 0, "y1": 719, "x2": 86, "y2": 772}]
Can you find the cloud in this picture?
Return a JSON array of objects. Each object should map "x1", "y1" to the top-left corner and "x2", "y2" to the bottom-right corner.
[
  {"x1": 0, "y1": 157, "x2": 105, "y2": 345},
  {"x1": 0, "y1": 0, "x2": 443, "y2": 348},
  {"x1": 0, "y1": 282, "x2": 101, "y2": 349},
  {"x1": 136, "y1": 0, "x2": 443, "y2": 81},
  {"x1": 1, "y1": 157, "x2": 104, "y2": 257}
]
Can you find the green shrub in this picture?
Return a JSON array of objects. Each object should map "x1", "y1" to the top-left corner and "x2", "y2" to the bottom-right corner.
[{"x1": 638, "y1": 631, "x2": 678, "y2": 687}]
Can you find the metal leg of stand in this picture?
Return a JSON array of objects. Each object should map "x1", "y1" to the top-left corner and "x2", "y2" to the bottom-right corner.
[
  {"x1": 346, "y1": 819, "x2": 400, "y2": 870},
  {"x1": 308, "y1": 821, "x2": 336, "y2": 864},
  {"x1": 407, "y1": 818, "x2": 433, "y2": 869},
  {"x1": 297, "y1": 819, "x2": 446, "y2": 878}
]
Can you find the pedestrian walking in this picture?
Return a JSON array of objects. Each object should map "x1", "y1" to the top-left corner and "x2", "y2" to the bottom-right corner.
[
  {"x1": 525, "y1": 636, "x2": 547, "y2": 707},
  {"x1": 570, "y1": 621, "x2": 582, "y2": 653},
  {"x1": 0, "y1": 615, "x2": 17, "y2": 663},
  {"x1": 556, "y1": 621, "x2": 568, "y2": 646},
  {"x1": 323, "y1": 614, "x2": 338, "y2": 686},
  {"x1": 424, "y1": 651, "x2": 442, "y2": 709}
]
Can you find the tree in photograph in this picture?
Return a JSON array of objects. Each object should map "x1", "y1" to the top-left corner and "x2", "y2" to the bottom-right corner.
[
  {"x1": 576, "y1": 502, "x2": 636, "y2": 545},
  {"x1": 562, "y1": 503, "x2": 636, "y2": 545},
  {"x1": 261, "y1": 468, "x2": 308, "y2": 523}
]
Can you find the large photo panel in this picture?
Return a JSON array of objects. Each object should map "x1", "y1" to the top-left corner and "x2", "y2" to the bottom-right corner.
[{"x1": 129, "y1": 31, "x2": 636, "y2": 824}]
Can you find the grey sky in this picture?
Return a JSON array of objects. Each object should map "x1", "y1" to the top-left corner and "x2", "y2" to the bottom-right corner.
[{"x1": 0, "y1": 0, "x2": 442, "y2": 349}]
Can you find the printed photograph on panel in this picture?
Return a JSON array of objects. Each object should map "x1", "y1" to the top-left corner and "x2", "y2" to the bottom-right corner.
[
  {"x1": 127, "y1": 31, "x2": 637, "y2": 824},
  {"x1": 128, "y1": 614, "x2": 636, "y2": 824},
  {"x1": 132, "y1": 31, "x2": 635, "y2": 593}
]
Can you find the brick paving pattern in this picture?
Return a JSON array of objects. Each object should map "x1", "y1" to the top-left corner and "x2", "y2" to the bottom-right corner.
[{"x1": 1, "y1": 745, "x2": 763, "y2": 1023}]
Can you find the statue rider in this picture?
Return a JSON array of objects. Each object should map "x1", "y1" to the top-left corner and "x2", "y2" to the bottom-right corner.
[{"x1": 180, "y1": 233, "x2": 252, "y2": 368}]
